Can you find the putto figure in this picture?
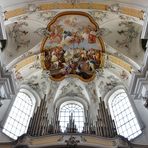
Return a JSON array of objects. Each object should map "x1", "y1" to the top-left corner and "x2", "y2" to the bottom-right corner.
[{"x1": 41, "y1": 11, "x2": 105, "y2": 81}]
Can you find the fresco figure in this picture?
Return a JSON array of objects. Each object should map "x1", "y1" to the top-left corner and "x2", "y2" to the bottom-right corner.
[{"x1": 41, "y1": 12, "x2": 105, "y2": 81}]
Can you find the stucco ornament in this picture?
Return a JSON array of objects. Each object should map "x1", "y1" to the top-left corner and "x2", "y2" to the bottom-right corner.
[{"x1": 41, "y1": 11, "x2": 105, "y2": 82}]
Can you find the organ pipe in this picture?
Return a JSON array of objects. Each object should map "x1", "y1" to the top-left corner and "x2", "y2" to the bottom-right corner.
[
  {"x1": 95, "y1": 97, "x2": 117, "y2": 138},
  {"x1": 82, "y1": 98, "x2": 117, "y2": 138},
  {"x1": 27, "y1": 96, "x2": 117, "y2": 138},
  {"x1": 27, "y1": 95, "x2": 54, "y2": 136}
]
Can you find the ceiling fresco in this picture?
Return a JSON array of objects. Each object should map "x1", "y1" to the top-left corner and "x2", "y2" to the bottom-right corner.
[
  {"x1": 2, "y1": 9, "x2": 143, "y2": 68},
  {"x1": 102, "y1": 19, "x2": 144, "y2": 66},
  {"x1": 10, "y1": 52, "x2": 130, "y2": 101},
  {"x1": 0, "y1": 1, "x2": 145, "y2": 100},
  {"x1": 41, "y1": 11, "x2": 105, "y2": 81},
  {"x1": 2, "y1": 20, "x2": 43, "y2": 65}
]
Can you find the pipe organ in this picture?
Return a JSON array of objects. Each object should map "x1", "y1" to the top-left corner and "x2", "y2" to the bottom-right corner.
[
  {"x1": 51, "y1": 108, "x2": 61, "y2": 134},
  {"x1": 27, "y1": 96, "x2": 61, "y2": 136},
  {"x1": 27, "y1": 96, "x2": 117, "y2": 138},
  {"x1": 27, "y1": 96, "x2": 48, "y2": 136},
  {"x1": 65, "y1": 113, "x2": 77, "y2": 133},
  {"x1": 83, "y1": 110, "x2": 90, "y2": 134},
  {"x1": 96, "y1": 98, "x2": 117, "y2": 138},
  {"x1": 83, "y1": 98, "x2": 117, "y2": 138}
]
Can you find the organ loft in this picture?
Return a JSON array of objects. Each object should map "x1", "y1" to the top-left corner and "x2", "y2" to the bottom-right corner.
[
  {"x1": 27, "y1": 96, "x2": 117, "y2": 137},
  {"x1": 0, "y1": 1, "x2": 148, "y2": 148}
]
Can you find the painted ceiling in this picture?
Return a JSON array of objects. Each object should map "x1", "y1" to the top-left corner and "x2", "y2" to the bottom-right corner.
[
  {"x1": 40, "y1": 12, "x2": 105, "y2": 81},
  {"x1": 0, "y1": 0, "x2": 146, "y2": 102},
  {"x1": 1, "y1": 0, "x2": 148, "y2": 8}
]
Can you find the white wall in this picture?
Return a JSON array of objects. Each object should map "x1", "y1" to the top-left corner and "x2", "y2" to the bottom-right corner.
[
  {"x1": 89, "y1": 99, "x2": 99, "y2": 124},
  {"x1": 0, "y1": 129, "x2": 11, "y2": 142},
  {"x1": 133, "y1": 100, "x2": 148, "y2": 144},
  {"x1": 0, "y1": 100, "x2": 10, "y2": 123},
  {"x1": 0, "y1": 100, "x2": 11, "y2": 142}
]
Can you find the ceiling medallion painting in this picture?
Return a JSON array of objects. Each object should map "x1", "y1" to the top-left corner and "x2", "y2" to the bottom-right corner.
[{"x1": 41, "y1": 11, "x2": 105, "y2": 81}]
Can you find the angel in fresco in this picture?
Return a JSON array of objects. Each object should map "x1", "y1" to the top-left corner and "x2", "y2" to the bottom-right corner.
[
  {"x1": 51, "y1": 52, "x2": 58, "y2": 63},
  {"x1": 10, "y1": 22, "x2": 30, "y2": 50},
  {"x1": 63, "y1": 16, "x2": 78, "y2": 27},
  {"x1": 80, "y1": 49, "x2": 87, "y2": 60},
  {"x1": 82, "y1": 25, "x2": 96, "y2": 44},
  {"x1": 41, "y1": 12, "x2": 105, "y2": 80},
  {"x1": 49, "y1": 24, "x2": 63, "y2": 45},
  {"x1": 44, "y1": 50, "x2": 51, "y2": 69},
  {"x1": 63, "y1": 50, "x2": 72, "y2": 60},
  {"x1": 60, "y1": 61, "x2": 73, "y2": 75},
  {"x1": 86, "y1": 60, "x2": 96, "y2": 72},
  {"x1": 88, "y1": 29, "x2": 96, "y2": 44},
  {"x1": 87, "y1": 48, "x2": 95, "y2": 59},
  {"x1": 60, "y1": 33, "x2": 73, "y2": 49},
  {"x1": 76, "y1": 63, "x2": 91, "y2": 79},
  {"x1": 61, "y1": 31, "x2": 83, "y2": 49},
  {"x1": 63, "y1": 31, "x2": 72, "y2": 39},
  {"x1": 73, "y1": 32, "x2": 84, "y2": 47},
  {"x1": 82, "y1": 26, "x2": 89, "y2": 42}
]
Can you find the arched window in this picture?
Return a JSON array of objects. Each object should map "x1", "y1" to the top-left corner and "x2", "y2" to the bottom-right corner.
[
  {"x1": 108, "y1": 89, "x2": 142, "y2": 140},
  {"x1": 59, "y1": 101, "x2": 84, "y2": 132},
  {"x1": 3, "y1": 90, "x2": 36, "y2": 140}
]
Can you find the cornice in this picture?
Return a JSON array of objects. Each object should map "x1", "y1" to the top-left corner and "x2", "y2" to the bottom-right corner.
[
  {"x1": 129, "y1": 47, "x2": 148, "y2": 99},
  {"x1": 3, "y1": 2, "x2": 144, "y2": 20}
]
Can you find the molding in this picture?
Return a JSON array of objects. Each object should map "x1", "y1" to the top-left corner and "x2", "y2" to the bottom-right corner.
[
  {"x1": 4, "y1": 3, "x2": 144, "y2": 20},
  {"x1": 0, "y1": 133, "x2": 146, "y2": 148},
  {"x1": 0, "y1": 134, "x2": 134, "y2": 148},
  {"x1": 103, "y1": 85, "x2": 126, "y2": 107},
  {"x1": 129, "y1": 47, "x2": 148, "y2": 99},
  {"x1": 103, "y1": 85, "x2": 144, "y2": 136},
  {"x1": 20, "y1": 84, "x2": 41, "y2": 107},
  {"x1": 40, "y1": 11, "x2": 105, "y2": 82},
  {"x1": 54, "y1": 96, "x2": 89, "y2": 111},
  {"x1": 0, "y1": 64, "x2": 17, "y2": 99},
  {"x1": 0, "y1": 84, "x2": 41, "y2": 128},
  {"x1": 108, "y1": 55, "x2": 132, "y2": 73}
]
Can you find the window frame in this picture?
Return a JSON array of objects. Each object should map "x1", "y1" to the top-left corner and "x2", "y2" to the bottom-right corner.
[
  {"x1": 59, "y1": 101, "x2": 85, "y2": 133},
  {"x1": 2, "y1": 89, "x2": 36, "y2": 140},
  {"x1": 108, "y1": 89, "x2": 142, "y2": 140}
]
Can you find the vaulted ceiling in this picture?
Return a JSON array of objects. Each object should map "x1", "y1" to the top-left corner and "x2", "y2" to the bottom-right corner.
[
  {"x1": 0, "y1": 0, "x2": 146, "y2": 103},
  {"x1": 0, "y1": 0, "x2": 148, "y2": 8}
]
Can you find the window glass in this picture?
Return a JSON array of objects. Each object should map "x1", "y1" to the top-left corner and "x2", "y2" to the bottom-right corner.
[
  {"x1": 59, "y1": 101, "x2": 84, "y2": 132},
  {"x1": 3, "y1": 91, "x2": 35, "y2": 140},
  {"x1": 108, "y1": 89, "x2": 142, "y2": 140}
]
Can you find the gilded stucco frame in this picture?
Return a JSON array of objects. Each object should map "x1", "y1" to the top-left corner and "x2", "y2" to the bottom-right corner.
[{"x1": 41, "y1": 11, "x2": 105, "y2": 82}]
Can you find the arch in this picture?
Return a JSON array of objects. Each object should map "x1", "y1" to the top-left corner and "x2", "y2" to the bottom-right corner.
[
  {"x1": 59, "y1": 100, "x2": 85, "y2": 132},
  {"x1": 55, "y1": 96, "x2": 89, "y2": 111},
  {"x1": 104, "y1": 85, "x2": 126, "y2": 106},
  {"x1": 108, "y1": 88, "x2": 142, "y2": 140},
  {"x1": 20, "y1": 84, "x2": 41, "y2": 107},
  {"x1": 47, "y1": 11, "x2": 99, "y2": 30},
  {"x1": 2, "y1": 88, "x2": 37, "y2": 140}
]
